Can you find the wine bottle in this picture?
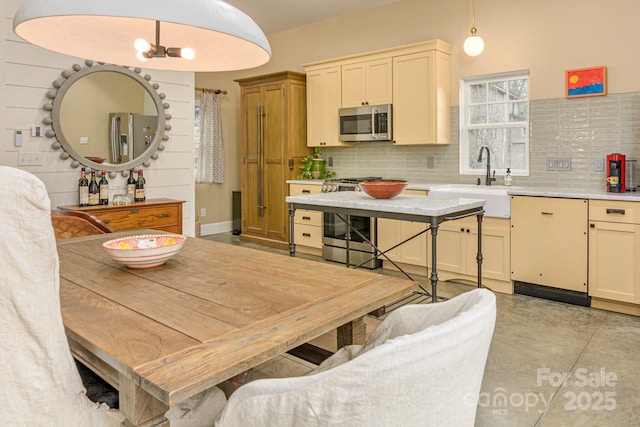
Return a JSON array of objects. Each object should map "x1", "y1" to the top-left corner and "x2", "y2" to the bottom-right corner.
[
  {"x1": 78, "y1": 168, "x2": 89, "y2": 207},
  {"x1": 99, "y1": 170, "x2": 109, "y2": 205},
  {"x1": 88, "y1": 170, "x2": 99, "y2": 206},
  {"x1": 135, "y1": 170, "x2": 146, "y2": 202},
  {"x1": 127, "y1": 169, "x2": 136, "y2": 197}
]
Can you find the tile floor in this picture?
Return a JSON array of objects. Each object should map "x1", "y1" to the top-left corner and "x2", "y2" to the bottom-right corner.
[{"x1": 204, "y1": 233, "x2": 640, "y2": 426}]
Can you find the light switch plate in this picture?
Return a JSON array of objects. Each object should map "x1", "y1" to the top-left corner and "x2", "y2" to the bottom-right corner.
[
  {"x1": 18, "y1": 152, "x2": 43, "y2": 166},
  {"x1": 547, "y1": 157, "x2": 572, "y2": 171}
]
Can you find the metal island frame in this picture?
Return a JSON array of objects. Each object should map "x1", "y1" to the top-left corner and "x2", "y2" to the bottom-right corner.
[{"x1": 286, "y1": 191, "x2": 486, "y2": 302}]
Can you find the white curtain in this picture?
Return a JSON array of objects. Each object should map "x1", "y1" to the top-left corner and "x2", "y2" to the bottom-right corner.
[{"x1": 196, "y1": 91, "x2": 224, "y2": 183}]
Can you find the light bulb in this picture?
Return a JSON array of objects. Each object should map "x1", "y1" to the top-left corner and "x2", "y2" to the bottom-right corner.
[
  {"x1": 136, "y1": 51, "x2": 148, "y2": 62},
  {"x1": 134, "y1": 38, "x2": 151, "y2": 53},
  {"x1": 181, "y1": 48, "x2": 195, "y2": 60},
  {"x1": 464, "y1": 34, "x2": 485, "y2": 57}
]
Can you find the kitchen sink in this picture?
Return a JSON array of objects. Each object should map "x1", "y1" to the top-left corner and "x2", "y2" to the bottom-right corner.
[{"x1": 427, "y1": 184, "x2": 521, "y2": 218}]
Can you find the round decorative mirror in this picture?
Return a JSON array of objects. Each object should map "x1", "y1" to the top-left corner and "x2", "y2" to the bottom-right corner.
[{"x1": 43, "y1": 60, "x2": 172, "y2": 177}]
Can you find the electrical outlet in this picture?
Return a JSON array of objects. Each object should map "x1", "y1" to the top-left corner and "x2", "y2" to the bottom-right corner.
[
  {"x1": 200, "y1": 208, "x2": 207, "y2": 217},
  {"x1": 18, "y1": 152, "x2": 43, "y2": 166},
  {"x1": 594, "y1": 156, "x2": 604, "y2": 172},
  {"x1": 426, "y1": 156, "x2": 435, "y2": 169},
  {"x1": 328, "y1": 157, "x2": 334, "y2": 167}
]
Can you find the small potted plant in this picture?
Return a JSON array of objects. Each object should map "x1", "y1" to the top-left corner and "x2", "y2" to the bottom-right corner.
[{"x1": 298, "y1": 147, "x2": 336, "y2": 180}]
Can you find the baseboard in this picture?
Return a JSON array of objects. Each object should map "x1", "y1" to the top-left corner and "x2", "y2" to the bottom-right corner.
[
  {"x1": 200, "y1": 221, "x2": 233, "y2": 236},
  {"x1": 514, "y1": 281, "x2": 591, "y2": 307}
]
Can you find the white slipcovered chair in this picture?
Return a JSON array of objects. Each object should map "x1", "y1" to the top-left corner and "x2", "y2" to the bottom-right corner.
[
  {"x1": 0, "y1": 166, "x2": 224, "y2": 427},
  {"x1": 214, "y1": 287, "x2": 496, "y2": 427}
]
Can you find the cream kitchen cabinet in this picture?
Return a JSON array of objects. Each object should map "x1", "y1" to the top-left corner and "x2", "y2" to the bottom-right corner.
[
  {"x1": 377, "y1": 190, "x2": 428, "y2": 271},
  {"x1": 303, "y1": 39, "x2": 451, "y2": 147},
  {"x1": 289, "y1": 183, "x2": 323, "y2": 256},
  {"x1": 427, "y1": 216, "x2": 511, "y2": 293},
  {"x1": 306, "y1": 66, "x2": 347, "y2": 147},
  {"x1": 589, "y1": 200, "x2": 640, "y2": 305},
  {"x1": 511, "y1": 196, "x2": 588, "y2": 293},
  {"x1": 341, "y1": 58, "x2": 392, "y2": 108},
  {"x1": 392, "y1": 46, "x2": 450, "y2": 145}
]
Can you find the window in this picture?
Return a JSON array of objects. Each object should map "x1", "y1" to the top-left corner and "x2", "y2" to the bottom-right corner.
[{"x1": 459, "y1": 70, "x2": 529, "y2": 176}]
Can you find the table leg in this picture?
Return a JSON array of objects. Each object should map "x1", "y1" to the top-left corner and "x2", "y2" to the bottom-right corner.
[
  {"x1": 119, "y1": 373, "x2": 168, "y2": 427},
  {"x1": 476, "y1": 213, "x2": 484, "y2": 288},
  {"x1": 345, "y1": 214, "x2": 351, "y2": 268},
  {"x1": 289, "y1": 205, "x2": 296, "y2": 257},
  {"x1": 337, "y1": 317, "x2": 366, "y2": 348},
  {"x1": 429, "y1": 219, "x2": 439, "y2": 302}
]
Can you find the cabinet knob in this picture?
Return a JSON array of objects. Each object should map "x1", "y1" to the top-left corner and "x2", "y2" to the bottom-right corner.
[
  {"x1": 302, "y1": 189, "x2": 310, "y2": 194},
  {"x1": 302, "y1": 216, "x2": 311, "y2": 220},
  {"x1": 302, "y1": 232, "x2": 311, "y2": 237}
]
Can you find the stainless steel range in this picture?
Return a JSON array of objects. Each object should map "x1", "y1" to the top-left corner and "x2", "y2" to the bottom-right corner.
[{"x1": 321, "y1": 177, "x2": 383, "y2": 269}]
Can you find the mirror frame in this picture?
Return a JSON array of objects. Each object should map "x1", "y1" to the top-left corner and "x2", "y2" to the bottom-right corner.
[{"x1": 43, "y1": 60, "x2": 172, "y2": 177}]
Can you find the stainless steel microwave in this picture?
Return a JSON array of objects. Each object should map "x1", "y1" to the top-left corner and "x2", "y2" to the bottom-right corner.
[{"x1": 339, "y1": 104, "x2": 392, "y2": 142}]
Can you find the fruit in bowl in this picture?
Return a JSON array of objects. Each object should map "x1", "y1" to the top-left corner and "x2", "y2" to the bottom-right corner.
[
  {"x1": 102, "y1": 234, "x2": 186, "y2": 269},
  {"x1": 358, "y1": 180, "x2": 408, "y2": 199}
]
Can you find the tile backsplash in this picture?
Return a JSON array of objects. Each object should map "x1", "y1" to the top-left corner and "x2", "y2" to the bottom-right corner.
[{"x1": 323, "y1": 92, "x2": 640, "y2": 191}]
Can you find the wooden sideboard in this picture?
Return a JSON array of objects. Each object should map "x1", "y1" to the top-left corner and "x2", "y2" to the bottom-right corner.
[{"x1": 58, "y1": 198, "x2": 185, "y2": 234}]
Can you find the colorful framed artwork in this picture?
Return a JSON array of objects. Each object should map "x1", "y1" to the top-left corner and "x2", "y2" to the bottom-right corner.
[{"x1": 566, "y1": 66, "x2": 607, "y2": 98}]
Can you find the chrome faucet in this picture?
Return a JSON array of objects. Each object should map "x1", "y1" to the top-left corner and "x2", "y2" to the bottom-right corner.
[{"x1": 477, "y1": 146, "x2": 496, "y2": 186}]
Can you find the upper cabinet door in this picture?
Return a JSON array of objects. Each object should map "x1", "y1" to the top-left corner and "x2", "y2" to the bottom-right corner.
[
  {"x1": 306, "y1": 66, "x2": 345, "y2": 147},
  {"x1": 392, "y1": 51, "x2": 450, "y2": 145},
  {"x1": 341, "y1": 58, "x2": 392, "y2": 108}
]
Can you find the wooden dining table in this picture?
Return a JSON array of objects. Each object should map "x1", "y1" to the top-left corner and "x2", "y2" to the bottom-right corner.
[{"x1": 57, "y1": 231, "x2": 417, "y2": 426}]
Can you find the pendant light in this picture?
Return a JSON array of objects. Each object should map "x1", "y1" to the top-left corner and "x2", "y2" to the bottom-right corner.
[
  {"x1": 13, "y1": 0, "x2": 271, "y2": 72},
  {"x1": 463, "y1": 0, "x2": 485, "y2": 57}
]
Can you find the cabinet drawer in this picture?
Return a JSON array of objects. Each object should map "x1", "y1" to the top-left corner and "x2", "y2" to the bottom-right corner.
[
  {"x1": 294, "y1": 209, "x2": 323, "y2": 226},
  {"x1": 590, "y1": 200, "x2": 640, "y2": 224},
  {"x1": 293, "y1": 224, "x2": 323, "y2": 248},
  {"x1": 289, "y1": 184, "x2": 322, "y2": 196},
  {"x1": 95, "y1": 206, "x2": 179, "y2": 231}
]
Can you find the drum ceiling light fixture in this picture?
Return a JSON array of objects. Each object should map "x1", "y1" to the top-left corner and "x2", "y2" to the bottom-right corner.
[{"x1": 13, "y1": 0, "x2": 271, "y2": 72}]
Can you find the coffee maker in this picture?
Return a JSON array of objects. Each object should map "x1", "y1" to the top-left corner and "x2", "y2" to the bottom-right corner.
[{"x1": 606, "y1": 153, "x2": 626, "y2": 192}]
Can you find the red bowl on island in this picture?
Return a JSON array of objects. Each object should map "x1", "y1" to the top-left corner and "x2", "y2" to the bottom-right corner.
[{"x1": 358, "y1": 180, "x2": 408, "y2": 199}]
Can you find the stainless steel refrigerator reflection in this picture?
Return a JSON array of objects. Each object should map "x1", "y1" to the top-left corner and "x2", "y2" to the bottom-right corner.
[{"x1": 108, "y1": 113, "x2": 157, "y2": 164}]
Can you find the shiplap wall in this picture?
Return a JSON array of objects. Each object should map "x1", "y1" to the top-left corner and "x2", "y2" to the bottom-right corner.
[{"x1": 1, "y1": 0, "x2": 196, "y2": 236}]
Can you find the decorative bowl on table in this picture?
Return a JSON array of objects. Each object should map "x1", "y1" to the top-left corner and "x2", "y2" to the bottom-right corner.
[
  {"x1": 358, "y1": 180, "x2": 408, "y2": 199},
  {"x1": 102, "y1": 234, "x2": 187, "y2": 269}
]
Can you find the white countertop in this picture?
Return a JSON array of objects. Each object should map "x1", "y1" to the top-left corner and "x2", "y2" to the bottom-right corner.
[
  {"x1": 286, "y1": 191, "x2": 485, "y2": 218},
  {"x1": 287, "y1": 180, "x2": 640, "y2": 202}
]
